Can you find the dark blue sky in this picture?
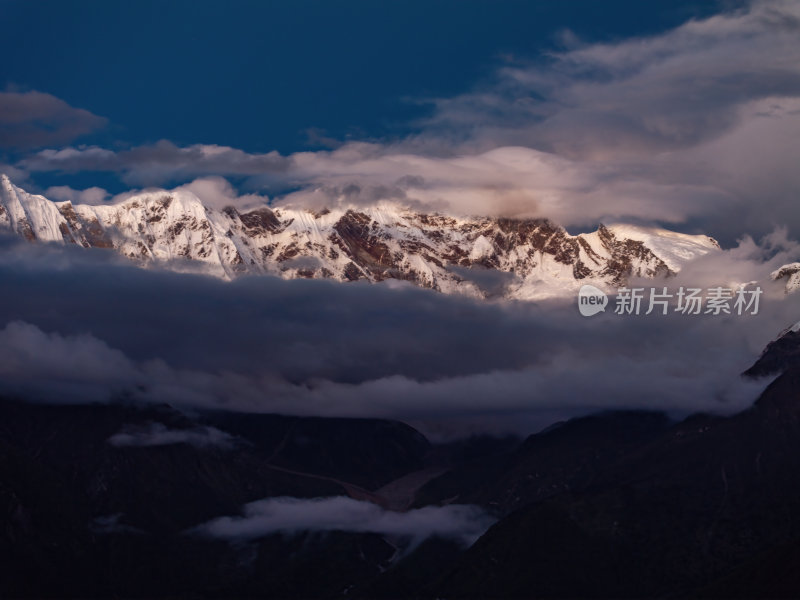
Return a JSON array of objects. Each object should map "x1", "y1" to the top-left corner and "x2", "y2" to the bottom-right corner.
[{"x1": 1, "y1": 0, "x2": 731, "y2": 155}]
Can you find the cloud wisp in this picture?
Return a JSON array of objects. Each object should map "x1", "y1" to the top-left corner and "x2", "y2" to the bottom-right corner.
[
  {"x1": 0, "y1": 90, "x2": 107, "y2": 149},
  {"x1": 191, "y1": 496, "x2": 496, "y2": 548},
  {"x1": 108, "y1": 422, "x2": 235, "y2": 449},
  {"x1": 45, "y1": 184, "x2": 110, "y2": 205},
  {"x1": 20, "y1": 139, "x2": 288, "y2": 187}
]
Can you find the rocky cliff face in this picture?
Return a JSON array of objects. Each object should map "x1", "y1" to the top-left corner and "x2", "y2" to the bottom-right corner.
[{"x1": 0, "y1": 174, "x2": 719, "y2": 299}]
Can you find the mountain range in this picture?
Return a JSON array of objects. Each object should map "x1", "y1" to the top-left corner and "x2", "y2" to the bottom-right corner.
[{"x1": 0, "y1": 174, "x2": 719, "y2": 299}]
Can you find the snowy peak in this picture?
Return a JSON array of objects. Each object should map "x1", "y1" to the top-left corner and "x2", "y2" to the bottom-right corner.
[
  {"x1": 0, "y1": 175, "x2": 720, "y2": 299},
  {"x1": 0, "y1": 174, "x2": 71, "y2": 243},
  {"x1": 771, "y1": 263, "x2": 800, "y2": 294},
  {"x1": 601, "y1": 224, "x2": 719, "y2": 272}
]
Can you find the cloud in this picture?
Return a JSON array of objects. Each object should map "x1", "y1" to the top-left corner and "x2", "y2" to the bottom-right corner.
[
  {"x1": 0, "y1": 90, "x2": 107, "y2": 149},
  {"x1": 191, "y1": 496, "x2": 496, "y2": 548},
  {"x1": 174, "y1": 176, "x2": 268, "y2": 211},
  {"x1": 0, "y1": 319, "x2": 139, "y2": 402},
  {"x1": 424, "y1": 0, "x2": 800, "y2": 155},
  {"x1": 22, "y1": 141, "x2": 728, "y2": 227},
  {"x1": 407, "y1": 0, "x2": 800, "y2": 241},
  {"x1": 273, "y1": 145, "x2": 734, "y2": 227},
  {"x1": 21, "y1": 139, "x2": 288, "y2": 186},
  {"x1": 276, "y1": 0, "x2": 800, "y2": 238},
  {"x1": 89, "y1": 514, "x2": 144, "y2": 536},
  {"x1": 45, "y1": 184, "x2": 109, "y2": 205},
  {"x1": 0, "y1": 163, "x2": 29, "y2": 184},
  {"x1": 446, "y1": 265, "x2": 519, "y2": 298},
  {"x1": 17, "y1": 1, "x2": 800, "y2": 245},
  {"x1": 107, "y1": 422, "x2": 235, "y2": 449},
  {"x1": 0, "y1": 232, "x2": 796, "y2": 439}
]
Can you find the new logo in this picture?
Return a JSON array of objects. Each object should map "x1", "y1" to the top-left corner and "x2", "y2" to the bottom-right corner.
[{"x1": 578, "y1": 285, "x2": 608, "y2": 317}]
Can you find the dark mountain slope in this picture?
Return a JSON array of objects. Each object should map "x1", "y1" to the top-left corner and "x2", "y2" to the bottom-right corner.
[
  {"x1": 424, "y1": 367, "x2": 800, "y2": 598},
  {"x1": 0, "y1": 399, "x2": 430, "y2": 598}
]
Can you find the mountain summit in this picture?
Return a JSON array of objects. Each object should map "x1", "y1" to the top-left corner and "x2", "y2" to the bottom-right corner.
[{"x1": 0, "y1": 175, "x2": 718, "y2": 299}]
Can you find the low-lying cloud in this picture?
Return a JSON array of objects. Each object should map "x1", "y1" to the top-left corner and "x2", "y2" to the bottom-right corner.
[
  {"x1": 0, "y1": 232, "x2": 796, "y2": 438},
  {"x1": 192, "y1": 496, "x2": 496, "y2": 548},
  {"x1": 108, "y1": 422, "x2": 235, "y2": 449},
  {"x1": 90, "y1": 514, "x2": 144, "y2": 536}
]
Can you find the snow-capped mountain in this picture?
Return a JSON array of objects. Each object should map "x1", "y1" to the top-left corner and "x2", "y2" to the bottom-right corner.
[
  {"x1": 771, "y1": 263, "x2": 800, "y2": 294},
  {"x1": 0, "y1": 174, "x2": 719, "y2": 299}
]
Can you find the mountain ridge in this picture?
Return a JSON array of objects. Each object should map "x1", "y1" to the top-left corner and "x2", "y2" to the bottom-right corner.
[{"x1": 0, "y1": 174, "x2": 719, "y2": 300}]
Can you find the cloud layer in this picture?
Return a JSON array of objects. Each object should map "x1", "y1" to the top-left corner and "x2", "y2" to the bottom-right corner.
[{"x1": 0, "y1": 231, "x2": 796, "y2": 439}]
